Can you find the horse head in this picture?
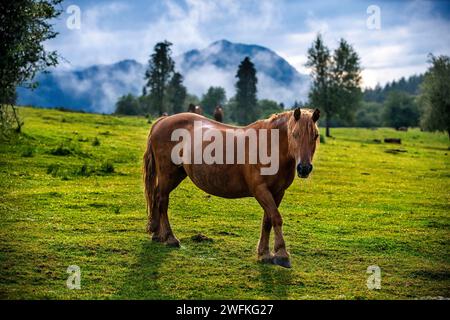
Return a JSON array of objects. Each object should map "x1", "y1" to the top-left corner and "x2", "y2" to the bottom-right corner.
[{"x1": 288, "y1": 108, "x2": 320, "y2": 178}]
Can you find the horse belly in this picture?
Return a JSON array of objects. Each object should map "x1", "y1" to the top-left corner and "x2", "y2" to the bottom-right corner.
[{"x1": 183, "y1": 164, "x2": 250, "y2": 198}]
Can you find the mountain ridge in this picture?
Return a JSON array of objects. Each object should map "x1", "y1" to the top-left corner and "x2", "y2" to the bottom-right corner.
[{"x1": 17, "y1": 40, "x2": 309, "y2": 113}]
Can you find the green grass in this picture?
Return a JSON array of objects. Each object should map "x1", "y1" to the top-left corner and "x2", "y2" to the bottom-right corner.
[{"x1": 0, "y1": 106, "x2": 449, "y2": 300}]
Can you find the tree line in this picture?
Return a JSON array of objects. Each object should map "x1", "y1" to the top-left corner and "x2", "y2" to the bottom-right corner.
[{"x1": 0, "y1": 1, "x2": 448, "y2": 138}]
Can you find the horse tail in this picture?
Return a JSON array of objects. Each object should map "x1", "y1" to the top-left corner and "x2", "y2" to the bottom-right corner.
[{"x1": 143, "y1": 118, "x2": 164, "y2": 234}]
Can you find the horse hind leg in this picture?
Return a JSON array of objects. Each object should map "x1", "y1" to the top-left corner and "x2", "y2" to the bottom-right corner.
[{"x1": 151, "y1": 168, "x2": 186, "y2": 247}]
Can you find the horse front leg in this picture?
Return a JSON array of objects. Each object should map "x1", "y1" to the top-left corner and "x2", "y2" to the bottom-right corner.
[
  {"x1": 271, "y1": 210, "x2": 290, "y2": 268},
  {"x1": 254, "y1": 187, "x2": 291, "y2": 268},
  {"x1": 257, "y1": 212, "x2": 273, "y2": 263}
]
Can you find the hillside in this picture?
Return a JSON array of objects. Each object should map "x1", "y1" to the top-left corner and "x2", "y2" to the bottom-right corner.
[
  {"x1": 0, "y1": 107, "x2": 449, "y2": 299},
  {"x1": 16, "y1": 40, "x2": 309, "y2": 114}
]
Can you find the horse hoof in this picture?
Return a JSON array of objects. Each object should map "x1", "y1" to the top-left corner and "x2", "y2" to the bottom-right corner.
[
  {"x1": 151, "y1": 235, "x2": 163, "y2": 243},
  {"x1": 165, "y1": 237, "x2": 180, "y2": 248},
  {"x1": 273, "y1": 256, "x2": 292, "y2": 268},
  {"x1": 258, "y1": 254, "x2": 274, "y2": 264}
]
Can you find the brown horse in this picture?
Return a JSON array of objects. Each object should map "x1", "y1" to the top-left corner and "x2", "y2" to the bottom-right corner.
[
  {"x1": 143, "y1": 108, "x2": 320, "y2": 268},
  {"x1": 187, "y1": 103, "x2": 203, "y2": 115},
  {"x1": 213, "y1": 105, "x2": 224, "y2": 123}
]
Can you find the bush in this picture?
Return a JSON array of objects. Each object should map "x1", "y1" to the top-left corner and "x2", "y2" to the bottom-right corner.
[
  {"x1": 320, "y1": 134, "x2": 326, "y2": 144},
  {"x1": 50, "y1": 144, "x2": 72, "y2": 156},
  {"x1": 383, "y1": 91, "x2": 419, "y2": 129},
  {"x1": 21, "y1": 147, "x2": 34, "y2": 157},
  {"x1": 46, "y1": 164, "x2": 60, "y2": 176},
  {"x1": 77, "y1": 163, "x2": 90, "y2": 176},
  {"x1": 115, "y1": 94, "x2": 141, "y2": 115},
  {"x1": 100, "y1": 161, "x2": 115, "y2": 174},
  {"x1": 92, "y1": 137, "x2": 100, "y2": 146}
]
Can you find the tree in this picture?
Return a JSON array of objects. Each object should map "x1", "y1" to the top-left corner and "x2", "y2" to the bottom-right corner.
[
  {"x1": 306, "y1": 34, "x2": 362, "y2": 136},
  {"x1": 185, "y1": 94, "x2": 201, "y2": 109},
  {"x1": 235, "y1": 57, "x2": 258, "y2": 125},
  {"x1": 114, "y1": 94, "x2": 141, "y2": 115},
  {"x1": 355, "y1": 101, "x2": 383, "y2": 127},
  {"x1": 201, "y1": 87, "x2": 227, "y2": 116},
  {"x1": 143, "y1": 41, "x2": 174, "y2": 116},
  {"x1": 258, "y1": 99, "x2": 283, "y2": 119},
  {"x1": 0, "y1": 0, "x2": 62, "y2": 136},
  {"x1": 418, "y1": 55, "x2": 450, "y2": 137},
  {"x1": 167, "y1": 72, "x2": 187, "y2": 114},
  {"x1": 383, "y1": 91, "x2": 419, "y2": 129},
  {"x1": 330, "y1": 39, "x2": 362, "y2": 125}
]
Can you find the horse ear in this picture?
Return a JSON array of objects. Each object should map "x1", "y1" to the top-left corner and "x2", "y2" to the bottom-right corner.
[
  {"x1": 294, "y1": 108, "x2": 301, "y2": 121},
  {"x1": 312, "y1": 108, "x2": 320, "y2": 122}
]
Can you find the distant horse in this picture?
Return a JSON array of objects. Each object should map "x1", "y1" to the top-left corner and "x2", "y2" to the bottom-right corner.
[
  {"x1": 143, "y1": 108, "x2": 320, "y2": 268},
  {"x1": 213, "y1": 105, "x2": 224, "y2": 123},
  {"x1": 187, "y1": 103, "x2": 203, "y2": 115}
]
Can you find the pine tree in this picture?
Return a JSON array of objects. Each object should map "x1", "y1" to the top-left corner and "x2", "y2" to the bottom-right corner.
[
  {"x1": 306, "y1": 35, "x2": 331, "y2": 135},
  {"x1": 143, "y1": 41, "x2": 174, "y2": 116},
  {"x1": 235, "y1": 57, "x2": 258, "y2": 125},
  {"x1": 306, "y1": 34, "x2": 362, "y2": 137},
  {"x1": 167, "y1": 72, "x2": 187, "y2": 114},
  {"x1": 330, "y1": 39, "x2": 362, "y2": 125}
]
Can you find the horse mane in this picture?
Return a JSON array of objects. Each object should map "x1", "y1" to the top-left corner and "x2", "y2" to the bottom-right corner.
[{"x1": 252, "y1": 109, "x2": 318, "y2": 159}]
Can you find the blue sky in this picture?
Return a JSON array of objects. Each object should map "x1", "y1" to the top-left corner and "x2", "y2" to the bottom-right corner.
[{"x1": 48, "y1": 0, "x2": 450, "y2": 88}]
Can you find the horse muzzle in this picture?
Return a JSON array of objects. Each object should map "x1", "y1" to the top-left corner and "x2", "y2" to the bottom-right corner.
[{"x1": 297, "y1": 163, "x2": 313, "y2": 178}]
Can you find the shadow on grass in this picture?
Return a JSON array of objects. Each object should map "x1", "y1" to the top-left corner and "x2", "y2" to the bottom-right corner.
[
  {"x1": 256, "y1": 262, "x2": 293, "y2": 299},
  {"x1": 115, "y1": 240, "x2": 177, "y2": 299}
]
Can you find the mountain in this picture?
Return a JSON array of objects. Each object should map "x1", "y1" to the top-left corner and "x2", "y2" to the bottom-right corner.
[
  {"x1": 17, "y1": 40, "x2": 309, "y2": 113},
  {"x1": 17, "y1": 60, "x2": 145, "y2": 114},
  {"x1": 177, "y1": 40, "x2": 309, "y2": 106}
]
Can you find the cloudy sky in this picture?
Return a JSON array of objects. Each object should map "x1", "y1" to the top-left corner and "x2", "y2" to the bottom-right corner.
[{"x1": 48, "y1": 0, "x2": 450, "y2": 88}]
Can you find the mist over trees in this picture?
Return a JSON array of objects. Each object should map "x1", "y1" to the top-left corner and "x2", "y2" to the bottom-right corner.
[{"x1": 114, "y1": 39, "x2": 447, "y2": 137}]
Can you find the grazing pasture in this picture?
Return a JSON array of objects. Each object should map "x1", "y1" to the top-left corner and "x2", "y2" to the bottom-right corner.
[{"x1": 0, "y1": 107, "x2": 449, "y2": 299}]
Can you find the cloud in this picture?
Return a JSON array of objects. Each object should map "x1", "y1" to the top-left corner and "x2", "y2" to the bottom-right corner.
[
  {"x1": 50, "y1": 61, "x2": 145, "y2": 113},
  {"x1": 275, "y1": 1, "x2": 450, "y2": 87},
  {"x1": 182, "y1": 64, "x2": 235, "y2": 100},
  {"x1": 44, "y1": 0, "x2": 450, "y2": 97}
]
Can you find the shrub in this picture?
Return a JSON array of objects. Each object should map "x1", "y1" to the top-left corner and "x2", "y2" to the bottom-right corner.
[
  {"x1": 47, "y1": 164, "x2": 60, "y2": 176},
  {"x1": 100, "y1": 161, "x2": 115, "y2": 174},
  {"x1": 50, "y1": 144, "x2": 72, "y2": 156},
  {"x1": 92, "y1": 137, "x2": 100, "y2": 146},
  {"x1": 77, "y1": 163, "x2": 90, "y2": 177},
  {"x1": 21, "y1": 147, "x2": 34, "y2": 157}
]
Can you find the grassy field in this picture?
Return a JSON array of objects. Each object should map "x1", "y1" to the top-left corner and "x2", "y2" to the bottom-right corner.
[{"x1": 0, "y1": 106, "x2": 449, "y2": 299}]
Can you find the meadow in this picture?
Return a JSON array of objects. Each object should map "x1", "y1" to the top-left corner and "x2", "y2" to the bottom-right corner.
[{"x1": 0, "y1": 106, "x2": 449, "y2": 299}]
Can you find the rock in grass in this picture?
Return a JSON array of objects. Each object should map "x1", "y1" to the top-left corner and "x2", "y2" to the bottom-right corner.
[
  {"x1": 384, "y1": 138, "x2": 401, "y2": 144},
  {"x1": 385, "y1": 149, "x2": 407, "y2": 154},
  {"x1": 191, "y1": 233, "x2": 213, "y2": 242}
]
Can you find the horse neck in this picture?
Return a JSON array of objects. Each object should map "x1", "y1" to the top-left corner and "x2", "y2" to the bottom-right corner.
[{"x1": 247, "y1": 112, "x2": 294, "y2": 164}]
